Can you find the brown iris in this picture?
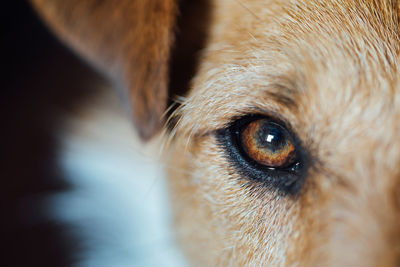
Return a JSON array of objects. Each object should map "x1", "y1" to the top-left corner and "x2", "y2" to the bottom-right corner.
[{"x1": 240, "y1": 119, "x2": 297, "y2": 168}]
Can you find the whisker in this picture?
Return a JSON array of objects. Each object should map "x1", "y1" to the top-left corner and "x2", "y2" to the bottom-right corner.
[{"x1": 234, "y1": 0, "x2": 263, "y2": 21}]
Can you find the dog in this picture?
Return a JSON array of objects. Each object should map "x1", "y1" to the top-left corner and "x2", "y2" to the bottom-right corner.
[{"x1": 30, "y1": 0, "x2": 400, "y2": 266}]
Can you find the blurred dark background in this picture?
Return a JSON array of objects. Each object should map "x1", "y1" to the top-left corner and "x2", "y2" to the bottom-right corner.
[
  {"x1": 1, "y1": 1, "x2": 211, "y2": 266},
  {"x1": 1, "y1": 1, "x2": 100, "y2": 266}
]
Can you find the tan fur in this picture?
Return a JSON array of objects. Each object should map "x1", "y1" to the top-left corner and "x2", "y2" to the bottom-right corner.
[
  {"x1": 31, "y1": 0, "x2": 400, "y2": 266},
  {"x1": 30, "y1": 0, "x2": 177, "y2": 139}
]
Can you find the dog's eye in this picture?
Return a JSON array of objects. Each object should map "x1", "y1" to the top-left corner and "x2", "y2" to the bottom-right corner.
[
  {"x1": 240, "y1": 120, "x2": 296, "y2": 168},
  {"x1": 217, "y1": 115, "x2": 308, "y2": 195}
]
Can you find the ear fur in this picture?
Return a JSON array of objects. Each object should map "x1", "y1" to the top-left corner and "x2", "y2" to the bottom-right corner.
[{"x1": 30, "y1": 0, "x2": 177, "y2": 140}]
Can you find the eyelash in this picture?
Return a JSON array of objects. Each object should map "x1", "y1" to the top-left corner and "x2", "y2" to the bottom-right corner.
[{"x1": 216, "y1": 114, "x2": 308, "y2": 196}]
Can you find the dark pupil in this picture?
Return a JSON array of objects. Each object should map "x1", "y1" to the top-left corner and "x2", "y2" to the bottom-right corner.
[{"x1": 256, "y1": 123, "x2": 285, "y2": 151}]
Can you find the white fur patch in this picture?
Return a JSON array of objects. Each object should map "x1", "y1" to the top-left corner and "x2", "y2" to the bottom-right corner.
[{"x1": 48, "y1": 89, "x2": 188, "y2": 267}]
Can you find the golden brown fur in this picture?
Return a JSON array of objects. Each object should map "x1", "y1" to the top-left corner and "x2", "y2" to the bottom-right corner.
[
  {"x1": 30, "y1": 0, "x2": 400, "y2": 266},
  {"x1": 31, "y1": 0, "x2": 177, "y2": 139}
]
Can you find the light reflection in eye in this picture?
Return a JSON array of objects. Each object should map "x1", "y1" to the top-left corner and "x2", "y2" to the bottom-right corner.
[{"x1": 240, "y1": 119, "x2": 297, "y2": 168}]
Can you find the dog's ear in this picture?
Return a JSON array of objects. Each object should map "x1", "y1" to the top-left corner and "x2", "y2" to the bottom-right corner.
[{"x1": 30, "y1": 0, "x2": 184, "y2": 140}]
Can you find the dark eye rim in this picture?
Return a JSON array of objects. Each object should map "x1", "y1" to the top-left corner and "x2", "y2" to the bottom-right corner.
[{"x1": 216, "y1": 114, "x2": 309, "y2": 196}]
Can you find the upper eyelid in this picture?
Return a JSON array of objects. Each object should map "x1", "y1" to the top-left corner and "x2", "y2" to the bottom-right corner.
[{"x1": 216, "y1": 109, "x2": 295, "y2": 136}]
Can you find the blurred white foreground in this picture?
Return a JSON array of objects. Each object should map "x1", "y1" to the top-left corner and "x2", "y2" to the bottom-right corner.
[{"x1": 49, "y1": 89, "x2": 188, "y2": 267}]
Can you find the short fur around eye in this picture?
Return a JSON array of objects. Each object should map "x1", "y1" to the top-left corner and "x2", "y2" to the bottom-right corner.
[{"x1": 216, "y1": 114, "x2": 309, "y2": 196}]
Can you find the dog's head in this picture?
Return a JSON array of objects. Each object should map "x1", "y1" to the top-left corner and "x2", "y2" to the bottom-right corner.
[{"x1": 31, "y1": 0, "x2": 400, "y2": 266}]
